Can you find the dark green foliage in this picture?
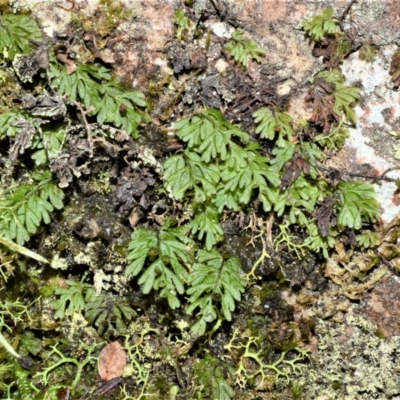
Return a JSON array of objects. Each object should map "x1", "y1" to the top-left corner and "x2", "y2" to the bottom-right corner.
[
  {"x1": 336, "y1": 181, "x2": 380, "y2": 229},
  {"x1": 0, "y1": 13, "x2": 42, "y2": 60},
  {"x1": 126, "y1": 222, "x2": 195, "y2": 309},
  {"x1": 49, "y1": 62, "x2": 148, "y2": 138},
  {"x1": 53, "y1": 280, "x2": 94, "y2": 320},
  {"x1": 175, "y1": 109, "x2": 250, "y2": 162},
  {"x1": 164, "y1": 149, "x2": 220, "y2": 202},
  {"x1": 314, "y1": 122, "x2": 349, "y2": 150},
  {"x1": 317, "y1": 69, "x2": 361, "y2": 124},
  {"x1": 0, "y1": 170, "x2": 64, "y2": 245},
  {"x1": 253, "y1": 107, "x2": 294, "y2": 146},
  {"x1": 190, "y1": 203, "x2": 224, "y2": 251},
  {"x1": 216, "y1": 142, "x2": 280, "y2": 211},
  {"x1": 186, "y1": 250, "x2": 245, "y2": 336},
  {"x1": 85, "y1": 293, "x2": 134, "y2": 336},
  {"x1": 0, "y1": 110, "x2": 32, "y2": 139},
  {"x1": 194, "y1": 354, "x2": 234, "y2": 400}
]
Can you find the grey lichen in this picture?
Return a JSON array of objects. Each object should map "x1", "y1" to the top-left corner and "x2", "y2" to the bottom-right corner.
[{"x1": 299, "y1": 314, "x2": 400, "y2": 399}]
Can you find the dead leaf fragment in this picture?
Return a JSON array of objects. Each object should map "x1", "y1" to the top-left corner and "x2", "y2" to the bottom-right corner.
[{"x1": 98, "y1": 341, "x2": 127, "y2": 381}]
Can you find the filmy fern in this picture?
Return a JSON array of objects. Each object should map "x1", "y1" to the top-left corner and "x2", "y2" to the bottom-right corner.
[
  {"x1": 302, "y1": 7, "x2": 338, "y2": 41},
  {"x1": 164, "y1": 149, "x2": 220, "y2": 203},
  {"x1": 194, "y1": 354, "x2": 234, "y2": 400},
  {"x1": 217, "y1": 141, "x2": 280, "y2": 210},
  {"x1": 225, "y1": 29, "x2": 266, "y2": 67},
  {"x1": 0, "y1": 110, "x2": 32, "y2": 139},
  {"x1": 31, "y1": 127, "x2": 66, "y2": 166},
  {"x1": 317, "y1": 68, "x2": 361, "y2": 124},
  {"x1": 84, "y1": 293, "x2": 134, "y2": 336},
  {"x1": 175, "y1": 109, "x2": 250, "y2": 162},
  {"x1": 0, "y1": 170, "x2": 64, "y2": 245},
  {"x1": 190, "y1": 203, "x2": 224, "y2": 251},
  {"x1": 53, "y1": 280, "x2": 94, "y2": 320},
  {"x1": 253, "y1": 107, "x2": 294, "y2": 146},
  {"x1": 126, "y1": 221, "x2": 195, "y2": 309},
  {"x1": 49, "y1": 62, "x2": 148, "y2": 138},
  {"x1": 0, "y1": 13, "x2": 42, "y2": 60},
  {"x1": 336, "y1": 181, "x2": 380, "y2": 229},
  {"x1": 186, "y1": 249, "x2": 245, "y2": 336}
]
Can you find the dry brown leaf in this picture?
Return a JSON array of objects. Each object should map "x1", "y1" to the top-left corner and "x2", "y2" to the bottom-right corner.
[{"x1": 98, "y1": 341, "x2": 127, "y2": 381}]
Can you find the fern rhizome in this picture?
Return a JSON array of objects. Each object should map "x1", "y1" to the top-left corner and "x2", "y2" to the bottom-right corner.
[{"x1": 0, "y1": 2, "x2": 386, "y2": 399}]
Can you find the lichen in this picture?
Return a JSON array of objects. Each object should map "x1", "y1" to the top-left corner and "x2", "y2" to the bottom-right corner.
[{"x1": 299, "y1": 314, "x2": 400, "y2": 399}]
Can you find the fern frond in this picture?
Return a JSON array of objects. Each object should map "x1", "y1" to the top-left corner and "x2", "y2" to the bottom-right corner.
[
  {"x1": 186, "y1": 249, "x2": 245, "y2": 336},
  {"x1": 0, "y1": 170, "x2": 64, "y2": 244},
  {"x1": 126, "y1": 224, "x2": 195, "y2": 309}
]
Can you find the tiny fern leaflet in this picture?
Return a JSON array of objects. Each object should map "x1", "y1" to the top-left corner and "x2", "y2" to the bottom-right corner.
[
  {"x1": 218, "y1": 142, "x2": 280, "y2": 208},
  {"x1": 0, "y1": 170, "x2": 64, "y2": 245},
  {"x1": 336, "y1": 181, "x2": 380, "y2": 229},
  {"x1": 126, "y1": 223, "x2": 195, "y2": 309},
  {"x1": 186, "y1": 249, "x2": 245, "y2": 336},
  {"x1": 49, "y1": 62, "x2": 148, "y2": 138},
  {"x1": 225, "y1": 29, "x2": 266, "y2": 67},
  {"x1": 164, "y1": 150, "x2": 220, "y2": 202},
  {"x1": 84, "y1": 293, "x2": 134, "y2": 336},
  {"x1": 317, "y1": 69, "x2": 361, "y2": 124},
  {"x1": 253, "y1": 107, "x2": 294, "y2": 146},
  {"x1": 53, "y1": 280, "x2": 94, "y2": 320},
  {"x1": 175, "y1": 109, "x2": 250, "y2": 162},
  {"x1": 0, "y1": 14, "x2": 42, "y2": 60},
  {"x1": 302, "y1": 7, "x2": 338, "y2": 41},
  {"x1": 190, "y1": 203, "x2": 224, "y2": 251},
  {"x1": 194, "y1": 354, "x2": 234, "y2": 400}
]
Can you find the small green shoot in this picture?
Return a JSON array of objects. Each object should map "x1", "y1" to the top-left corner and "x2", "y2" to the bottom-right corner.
[
  {"x1": 126, "y1": 222, "x2": 195, "y2": 309},
  {"x1": 225, "y1": 29, "x2": 266, "y2": 67},
  {"x1": 174, "y1": 8, "x2": 192, "y2": 41},
  {"x1": 0, "y1": 170, "x2": 64, "y2": 245},
  {"x1": 186, "y1": 249, "x2": 245, "y2": 336},
  {"x1": 302, "y1": 7, "x2": 338, "y2": 41},
  {"x1": 252, "y1": 107, "x2": 294, "y2": 146}
]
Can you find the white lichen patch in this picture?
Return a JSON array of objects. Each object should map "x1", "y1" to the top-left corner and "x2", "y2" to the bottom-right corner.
[{"x1": 300, "y1": 314, "x2": 400, "y2": 399}]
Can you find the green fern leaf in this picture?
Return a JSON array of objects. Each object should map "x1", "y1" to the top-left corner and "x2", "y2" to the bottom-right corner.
[
  {"x1": 318, "y1": 69, "x2": 360, "y2": 124},
  {"x1": 225, "y1": 29, "x2": 266, "y2": 67},
  {"x1": 0, "y1": 170, "x2": 64, "y2": 244},
  {"x1": 194, "y1": 354, "x2": 234, "y2": 400},
  {"x1": 190, "y1": 203, "x2": 224, "y2": 250},
  {"x1": 253, "y1": 107, "x2": 294, "y2": 146},
  {"x1": 336, "y1": 181, "x2": 380, "y2": 229},
  {"x1": 84, "y1": 293, "x2": 134, "y2": 336},
  {"x1": 126, "y1": 224, "x2": 195, "y2": 309},
  {"x1": 49, "y1": 62, "x2": 148, "y2": 138},
  {"x1": 218, "y1": 142, "x2": 280, "y2": 207},
  {"x1": 164, "y1": 150, "x2": 220, "y2": 202},
  {"x1": 53, "y1": 280, "x2": 94, "y2": 320},
  {"x1": 175, "y1": 109, "x2": 249, "y2": 162},
  {"x1": 186, "y1": 249, "x2": 245, "y2": 336},
  {"x1": 302, "y1": 7, "x2": 338, "y2": 41},
  {"x1": 0, "y1": 14, "x2": 42, "y2": 60}
]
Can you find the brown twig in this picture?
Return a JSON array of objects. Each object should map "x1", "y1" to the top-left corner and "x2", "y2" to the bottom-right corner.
[
  {"x1": 68, "y1": 99, "x2": 94, "y2": 156},
  {"x1": 57, "y1": 0, "x2": 76, "y2": 11},
  {"x1": 318, "y1": 164, "x2": 400, "y2": 183}
]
